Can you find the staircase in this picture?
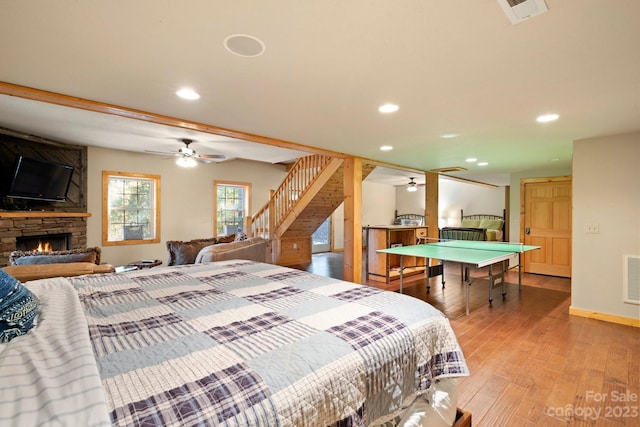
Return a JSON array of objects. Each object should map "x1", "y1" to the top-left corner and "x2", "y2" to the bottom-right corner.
[{"x1": 248, "y1": 154, "x2": 374, "y2": 265}]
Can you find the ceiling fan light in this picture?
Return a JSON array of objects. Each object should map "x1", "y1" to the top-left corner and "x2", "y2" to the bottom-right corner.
[
  {"x1": 176, "y1": 157, "x2": 197, "y2": 168},
  {"x1": 406, "y1": 177, "x2": 418, "y2": 192}
]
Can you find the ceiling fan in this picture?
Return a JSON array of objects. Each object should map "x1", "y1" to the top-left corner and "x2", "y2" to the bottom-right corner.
[
  {"x1": 145, "y1": 138, "x2": 225, "y2": 167},
  {"x1": 406, "y1": 177, "x2": 418, "y2": 192}
]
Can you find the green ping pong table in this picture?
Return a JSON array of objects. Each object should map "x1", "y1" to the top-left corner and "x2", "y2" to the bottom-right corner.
[{"x1": 378, "y1": 240, "x2": 540, "y2": 315}]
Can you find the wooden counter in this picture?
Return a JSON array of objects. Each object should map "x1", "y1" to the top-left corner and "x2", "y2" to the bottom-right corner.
[{"x1": 363, "y1": 225, "x2": 428, "y2": 283}]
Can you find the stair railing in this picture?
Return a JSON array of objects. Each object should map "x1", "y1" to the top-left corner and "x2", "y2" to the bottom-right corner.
[{"x1": 249, "y1": 154, "x2": 333, "y2": 239}]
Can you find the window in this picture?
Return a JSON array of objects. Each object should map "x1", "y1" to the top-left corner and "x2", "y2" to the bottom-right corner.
[
  {"x1": 102, "y1": 171, "x2": 160, "y2": 245},
  {"x1": 214, "y1": 181, "x2": 250, "y2": 237}
]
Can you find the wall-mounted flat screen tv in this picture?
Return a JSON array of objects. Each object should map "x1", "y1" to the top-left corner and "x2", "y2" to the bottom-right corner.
[{"x1": 6, "y1": 155, "x2": 74, "y2": 202}]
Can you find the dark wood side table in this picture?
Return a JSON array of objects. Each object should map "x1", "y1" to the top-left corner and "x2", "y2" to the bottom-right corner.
[{"x1": 127, "y1": 259, "x2": 162, "y2": 269}]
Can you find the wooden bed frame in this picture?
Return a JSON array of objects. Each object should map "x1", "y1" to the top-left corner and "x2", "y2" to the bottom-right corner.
[{"x1": 393, "y1": 210, "x2": 425, "y2": 225}]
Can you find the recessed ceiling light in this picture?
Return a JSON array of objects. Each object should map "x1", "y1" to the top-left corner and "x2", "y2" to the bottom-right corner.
[
  {"x1": 477, "y1": 162, "x2": 488, "y2": 166},
  {"x1": 378, "y1": 103, "x2": 399, "y2": 113},
  {"x1": 380, "y1": 145, "x2": 393, "y2": 151},
  {"x1": 465, "y1": 157, "x2": 477, "y2": 163},
  {"x1": 440, "y1": 133, "x2": 460, "y2": 139},
  {"x1": 536, "y1": 113, "x2": 559, "y2": 123},
  {"x1": 176, "y1": 88, "x2": 200, "y2": 100}
]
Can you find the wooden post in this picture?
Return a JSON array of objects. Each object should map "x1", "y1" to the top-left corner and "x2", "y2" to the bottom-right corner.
[
  {"x1": 343, "y1": 157, "x2": 362, "y2": 283},
  {"x1": 268, "y1": 189, "x2": 277, "y2": 264},
  {"x1": 424, "y1": 172, "x2": 439, "y2": 265}
]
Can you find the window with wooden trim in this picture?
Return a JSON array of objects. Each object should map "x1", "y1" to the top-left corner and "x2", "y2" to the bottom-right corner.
[
  {"x1": 214, "y1": 181, "x2": 250, "y2": 237},
  {"x1": 102, "y1": 171, "x2": 160, "y2": 245}
]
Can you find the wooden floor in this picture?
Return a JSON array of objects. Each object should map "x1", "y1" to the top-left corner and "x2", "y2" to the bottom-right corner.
[{"x1": 293, "y1": 252, "x2": 640, "y2": 426}]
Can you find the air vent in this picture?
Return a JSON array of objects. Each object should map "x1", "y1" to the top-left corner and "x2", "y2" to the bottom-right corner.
[
  {"x1": 429, "y1": 167, "x2": 468, "y2": 173},
  {"x1": 497, "y1": 0, "x2": 548, "y2": 24}
]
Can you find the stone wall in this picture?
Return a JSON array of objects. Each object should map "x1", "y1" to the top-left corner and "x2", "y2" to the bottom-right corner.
[{"x1": 0, "y1": 213, "x2": 88, "y2": 266}]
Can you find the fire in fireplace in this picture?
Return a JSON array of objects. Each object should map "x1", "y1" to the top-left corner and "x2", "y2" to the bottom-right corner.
[{"x1": 15, "y1": 233, "x2": 72, "y2": 252}]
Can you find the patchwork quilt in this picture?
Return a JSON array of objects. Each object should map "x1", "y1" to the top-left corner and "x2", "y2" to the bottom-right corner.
[{"x1": 58, "y1": 260, "x2": 466, "y2": 426}]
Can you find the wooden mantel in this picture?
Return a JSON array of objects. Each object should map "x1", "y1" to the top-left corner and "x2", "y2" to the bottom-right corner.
[{"x1": 0, "y1": 211, "x2": 91, "y2": 218}]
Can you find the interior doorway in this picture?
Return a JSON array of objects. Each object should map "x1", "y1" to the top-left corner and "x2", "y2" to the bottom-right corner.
[
  {"x1": 312, "y1": 216, "x2": 331, "y2": 253},
  {"x1": 520, "y1": 176, "x2": 572, "y2": 277}
]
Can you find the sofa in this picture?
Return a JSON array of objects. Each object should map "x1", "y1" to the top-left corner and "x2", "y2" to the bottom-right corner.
[
  {"x1": 195, "y1": 237, "x2": 269, "y2": 263},
  {"x1": 166, "y1": 235, "x2": 270, "y2": 266}
]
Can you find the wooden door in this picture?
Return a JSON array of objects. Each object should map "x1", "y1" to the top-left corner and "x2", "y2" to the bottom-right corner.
[{"x1": 521, "y1": 177, "x2": 572, "y2": 277}]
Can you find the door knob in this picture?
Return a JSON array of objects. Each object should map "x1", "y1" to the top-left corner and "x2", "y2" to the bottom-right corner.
[{"x1": 525, "y1": 227, "x2": 530, "y2": 234}]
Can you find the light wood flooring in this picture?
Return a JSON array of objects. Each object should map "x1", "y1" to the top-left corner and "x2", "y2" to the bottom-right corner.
[{"x1": 293, "y1": 252, "x2": 640, "y2": 426}]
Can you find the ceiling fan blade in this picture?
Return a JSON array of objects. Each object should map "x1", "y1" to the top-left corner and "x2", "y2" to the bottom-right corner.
[
  {"x1": 197, "y1": 153, "x2": 225, "y2": 159},
  {"x1": 144, "y1": 149, "x2": 178, "y2": 156},
  {"x1": 194, "y1": 157, "x2": 216, "y2": 164}
]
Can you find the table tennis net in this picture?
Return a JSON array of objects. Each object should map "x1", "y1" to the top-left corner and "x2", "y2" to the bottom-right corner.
[{"x1": 429, "y1": 239, "x2": 526, "y2": 253}]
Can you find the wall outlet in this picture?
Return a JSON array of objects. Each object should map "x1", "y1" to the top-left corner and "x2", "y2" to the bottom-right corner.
[
  {"x1": 585, "y1": 223, "x2": 600, "y2": 234},
  {"x1": 293, "y1": 243, "x2": 298, "y2": 249}
]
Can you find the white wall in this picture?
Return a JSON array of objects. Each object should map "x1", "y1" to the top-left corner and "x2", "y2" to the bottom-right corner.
[
  {"x1": 571, "y1": 132, "x2": 640, "y2": 320},
  {"x1": 86, "y1": 146, "x2": 287, "y2": 266},
  {"x1": 331, "y1": 180, "x2": 396, "y2": 251},
  {"x1": 394, "y1": 178, "x2": 505, "y2": 228},
  {"x1": 437, "y1": 179, "x2": 505, "y2": 227},
  {"x1": 363, "y1": 181, "x2": 397, "y2": 227}
]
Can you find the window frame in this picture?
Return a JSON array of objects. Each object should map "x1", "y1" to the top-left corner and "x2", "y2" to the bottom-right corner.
[
  {"x1": 102, "y1": 170, "x2": 161, "y2": 246},
  {"x1": 214, "y1": 180, "x2": 251, "y2": 237}
]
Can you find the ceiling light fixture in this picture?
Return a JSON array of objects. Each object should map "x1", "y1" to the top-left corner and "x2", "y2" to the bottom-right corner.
[
  {"x1": 406, "y1": 177, "x2": 418, "y2": 192},
  {"x1": 176, "y1": 88, "x2": 201, "y2": 100},
  {"x1": 380, "y1": 145, "x2": 393, "y2": 151},
  {"x1": 176, "y1": 157, "x2": 197, "y2": 168},
  {"x1": 440, "y1": 133, "x2": 460, "y2": 139},
  {"x1": 465, "y1": 157, "x2": 478, "y2": 163},
  {"x1": 536, "y1": 113, "x2": 559, "y2": 123},
  {"x1": 478, "y1": 162, "x2": 488, "y2": 166},
  {"x1": 378, "y1": 103, "x2": 399, "y2": 113}
]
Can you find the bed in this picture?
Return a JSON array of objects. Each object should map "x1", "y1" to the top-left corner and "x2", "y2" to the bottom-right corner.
[
  {"x1": 393, "y1": 212, "x2": 425, "y2": 226},
  {"x1": 1, "y1": 260, "x2": 469, "y2": 427},
  {"x1": 440, "y1": 209, "x2": 506, "y2": 242}
]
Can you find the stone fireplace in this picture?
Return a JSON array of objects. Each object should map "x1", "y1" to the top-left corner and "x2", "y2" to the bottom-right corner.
[{"x1": 0, "y1": 212, "x2": 90, "y2": 266}]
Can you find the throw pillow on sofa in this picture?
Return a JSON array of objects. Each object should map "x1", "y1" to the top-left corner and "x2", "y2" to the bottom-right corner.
[
  {"x1": 216, "y1": 234, "x2": 236, "y2": 243},
  {"x1": 195, "y1": 237, "x2": 267, "y2": 264},
  {"x1": 166, "y1": 238, "x2": 218, "y2": 266},
  {"x1": 234, "y1": 232, "x2": 248, "y2": 241}
]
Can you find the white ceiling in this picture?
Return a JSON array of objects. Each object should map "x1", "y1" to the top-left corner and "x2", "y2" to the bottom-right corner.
[
  {"x1": 0, "y1": 95, "x2": 308, "y2": 164},
  {"x1": 1, "y1": 1, "x2": 639, "y2": 187}
]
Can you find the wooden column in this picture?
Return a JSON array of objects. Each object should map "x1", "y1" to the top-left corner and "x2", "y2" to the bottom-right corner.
[
  {"x1": 343, "y1": 157, "x2": 362, "y2": 283},
  {"x1": 424, "y1": 172, "x2": 439, "y2": 264}
]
